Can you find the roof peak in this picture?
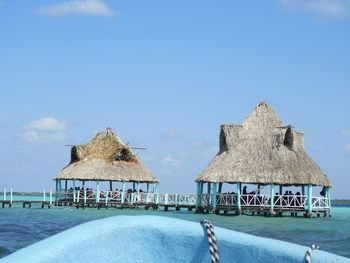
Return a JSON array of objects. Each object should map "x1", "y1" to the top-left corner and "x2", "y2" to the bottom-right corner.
[{"x1": 242, "y1": 102, "x2": 284, "y2": 128}]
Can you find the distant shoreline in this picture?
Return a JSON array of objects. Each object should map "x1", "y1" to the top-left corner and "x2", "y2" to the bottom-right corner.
[{"x1": 1, "y1": 192, "x2": 350, "y2": 204}]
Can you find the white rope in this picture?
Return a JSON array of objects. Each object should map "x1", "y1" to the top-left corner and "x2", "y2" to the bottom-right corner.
[
  {"x1": 201, "y1": 219, "x2": 220, "y2": 263},
  {"x1": 305, "y1": 244, "x2": 320, "y2": 263}
]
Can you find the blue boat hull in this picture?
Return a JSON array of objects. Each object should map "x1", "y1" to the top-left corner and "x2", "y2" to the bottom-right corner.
[{"x1": 1, "y1": 216, "x2": 348, "y2": 263}]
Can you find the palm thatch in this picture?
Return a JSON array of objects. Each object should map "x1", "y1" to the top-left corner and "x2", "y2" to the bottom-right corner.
[
  {"x1": 54, "y1": 128, "x2": 159, "y2": 183},
  {"x1": 195, "y1": 102, "x2": 332, "y2": 187}
]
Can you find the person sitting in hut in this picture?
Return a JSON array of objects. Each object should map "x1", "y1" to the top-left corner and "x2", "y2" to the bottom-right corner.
[
  {"x1": 320, "y1": 186, "x2": 326, "y2": 197},
  {"x1": 242, "y1": 186, "x2": 247, "y2": 195}
]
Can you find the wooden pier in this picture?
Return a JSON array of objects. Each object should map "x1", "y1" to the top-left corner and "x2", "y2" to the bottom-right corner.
[{"x1": 1, "y1": 189, "x2": 331, "y2": 218}]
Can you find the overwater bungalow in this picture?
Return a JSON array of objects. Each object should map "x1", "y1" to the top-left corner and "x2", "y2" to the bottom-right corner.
[
  {"x1": 54, "y1": 128, "x2": 159, "y2": 205},
  {"x1": 195, "y1": 102, "x2": 332, "y2": 217}
]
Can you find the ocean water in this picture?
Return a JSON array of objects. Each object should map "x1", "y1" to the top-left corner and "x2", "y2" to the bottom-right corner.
[{"x1": 0, "y1": 201, "x2": 349, "y2": 259}]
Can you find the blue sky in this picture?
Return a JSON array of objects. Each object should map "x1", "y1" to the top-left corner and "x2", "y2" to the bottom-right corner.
[{"x1": 0, "y1": 0, "x2": 349, "y2": 198}]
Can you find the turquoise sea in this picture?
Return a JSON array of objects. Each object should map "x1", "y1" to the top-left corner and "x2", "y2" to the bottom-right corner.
[{"x1": 0, "y1": 197, "x2": 349, "y2": 259}]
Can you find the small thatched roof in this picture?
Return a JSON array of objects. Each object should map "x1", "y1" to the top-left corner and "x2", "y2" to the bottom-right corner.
[
  {"x1": 195, "y1": 102, "x2": 332, "y2": 187},
  {"x1": 54, "y1": 128, "x2": 159, "y2": 183}
]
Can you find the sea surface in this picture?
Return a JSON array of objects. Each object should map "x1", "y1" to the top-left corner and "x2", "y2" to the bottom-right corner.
[{"x1": 0, "y1": 197, "x2": 349, "y2": 259}]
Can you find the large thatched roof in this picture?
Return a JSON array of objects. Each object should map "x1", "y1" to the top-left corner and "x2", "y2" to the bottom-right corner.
[
  {"x1": 54, "y1": 128, "x2": 159, "y2": 182},
  {"x1": 195, "y1": 102, "x2": 332, "y2": 187}
]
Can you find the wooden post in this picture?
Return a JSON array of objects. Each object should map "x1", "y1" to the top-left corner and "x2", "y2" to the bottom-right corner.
[
  {"x1": 270, "y1": 184, "x2": 275, "y2": 216},
  {"x1": 96, "y1": 180, "x2": 100, "y2": 203},
  {"x1": 77, "y1": 190, "x2": 80, "y2": 202},
  {"x1": 133, "y1": 182, "x2": 136, "y2": 191},
  {"x1": 131, "y1": 193, "x2": 134, "y2": 204},
  {"x1": 155, "y1": 183, "x2": 159, "y2": 194},
  {"x1": 236, "y1": 183, "x2": 241, "y2": 213},
  {"x1": 136, "y1": 182, "x2": 140, "y2": 202},
  {"x1": 55, "y1": 180, "x2": 58, "y2": 202},
  {"x1": 165, "y1": 194, "x2": 168, "y2": 205},
  {"x1": 175, "y1": 193, "x2": 178, "y2": 205},
  {"x1": 212, "y1": 183, "x2": 217, "y2": 210},
  {"x1": 146, "y1": 183, "x2": 150, "y2": 204},
  {"x1": 10, "y1": 189, "x2": 13, "y2": 205},
  {"x1": 218, "y1": 183, "x2": 223, "y2": 193},
  {"x1": 279, "y1": 185, "x2": 283, "y2": 195},
  {"x1": 105, "y1": 191, "x2": 109, "y2": 206},
  {"x1": 84, "y1": 190, "x2": 87, "y2": 205},
  {"x1": 195, "y1": 183, "x2": 200, "y2": 209},
  {"x1": 327, "y1": 187, "x2": 331, "y2": 210},
  {"x1": 73, "y1": 180, "x2": 76, "y2": 201},
  {"x1": 49, "y1": 190, "x2": 52, "y2": 205},
  {"x1": 121, "y1": 182, "x2": 125, "y2": 204},
  {"x1": 65, "y1": 180, "x2": 68, "y2": 191},
  {"x1": 302, "y1": 186, "x2": 305, "y2": 196},
  {"x1": 207, "y1": 183, "x2": 211, "y2": 194},
  {"x1": 307, "y1": 184, "x2": 313, "y2": 217},
  {"x1": 59, "y1": 180, "x2": 62, "y2": 192},
  {"x1": 109, "y1": 181, "x2": 113, "y2": 191}
]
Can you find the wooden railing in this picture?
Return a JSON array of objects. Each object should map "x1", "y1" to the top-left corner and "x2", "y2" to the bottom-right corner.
[{"x1": 199, "y1": 193, "x2": 329, "y2": 209}]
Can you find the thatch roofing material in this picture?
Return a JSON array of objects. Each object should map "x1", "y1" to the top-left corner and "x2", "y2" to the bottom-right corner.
[
  {"x1": 54, "y1": 128, "x2": 158, "y2": 182},
  {"x1": 195, "y1": 102, "x2": 332, "y2": 187}
]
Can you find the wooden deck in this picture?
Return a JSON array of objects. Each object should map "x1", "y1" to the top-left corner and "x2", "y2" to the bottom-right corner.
[{"x1": 1, "y1": 191, "x2": 331, "y2": 218}]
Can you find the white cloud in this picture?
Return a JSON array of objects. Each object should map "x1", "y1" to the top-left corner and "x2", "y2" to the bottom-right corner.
[
  {"x1": 280, "y1": 0, "x2": 350, "y2": 18},
  {"x1": 162, "y1": 154, "x2": 181, "y2": 168},
  {"x1": 26, "y1": 117, "x2": 66, "y2": 131},
  {"x1": 341, "y1": 130, "x2": 350, "y2": 136},
  {"x1": 345, "y1": 144, "x2": 350, "y2": 151},
  {"x1": 22, "y1": 117, "x2": 67, "y2": 143},
  {"x1": 36, "y1": 0, "x2": 115, "y2": 16}
]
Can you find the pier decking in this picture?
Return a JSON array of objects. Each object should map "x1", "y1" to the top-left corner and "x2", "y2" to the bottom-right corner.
[{"x1": 1, "y1": 189, "x2": 330, "y2": 217}]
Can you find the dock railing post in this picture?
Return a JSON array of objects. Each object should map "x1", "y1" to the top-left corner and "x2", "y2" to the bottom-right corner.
[
  {"x1": 10, "y1": 189, "x2": 13, "y2": 205},
  {"x1": 270, "y1": 183, "x2": 275, "y2": 216},
  {"x1": 96, "y1": 180, "x2": 100, "y2": 203},
  {"x1": 195, "y1": 183, "x2": 200, "y2": 210},
  {"x1": 327, "y1": 187, "x2": 331, "y2": 216},
  {"x1": 164, "y1": 194, "x2": 168, "y2": 205},
  {"x1": 212, "y1": 183, "x2": 217, "y2": 212},
  {"x1": 49, "y1": 190, "x2": 52, "y2": 205},
  {"x1": 73, "y1": 179, "x2": 76, "y2": 202},
  {"x1": 105, "y1": 191, "x2": 109, "y2": 206},
  {"x1": 131, "y1": 193, "x2": 134, "y2": 204},
  {"x1": 84, "y1": 190, "x2": 87, "y2": 205},
  {"x1": 307, "y1": 184, "x2": 313, "y2": 218},
  {"x1": 3, "y1": 188, "x2": 6, "y2": 201},
  {"x1": 121, "y1": 182, "x2": 125, "y2": 204},
  {"x1": 236, "y1": 183, "x2": 241, "y2": 214},
  {"x1": 146, "y1": 183, "x2": 150, "y2": 204},
  {"x1": 55, "y1": 180, "x2": 58, "y2": 202},
  {"x1": 43, "y1": 189, "x2": 46, "y2": 202},
  {"x1": 77, "y1": 190, "x2": 80, "y2": 202}
]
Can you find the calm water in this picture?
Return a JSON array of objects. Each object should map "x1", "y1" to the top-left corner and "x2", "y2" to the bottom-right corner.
[{"x1": 0, "y1": 199, "x2": 349, "y2": 259}]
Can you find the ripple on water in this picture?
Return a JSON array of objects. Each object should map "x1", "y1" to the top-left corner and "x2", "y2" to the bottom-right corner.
[{"x1": 0, "y1": 206, "x2": 349, "y2": 259}]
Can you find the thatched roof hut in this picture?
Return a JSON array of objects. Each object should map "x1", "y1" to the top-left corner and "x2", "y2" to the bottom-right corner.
[
  {"x1": 195, "y1": 102, "x2": 332, "y2": 187},
  {"x1": 54, "y1": 128, "x2": 158, "y2": 183}
]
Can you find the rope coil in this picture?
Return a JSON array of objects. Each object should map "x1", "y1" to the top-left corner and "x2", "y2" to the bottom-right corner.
[
  {"x1": 305, "y1": 244, "x2": 320, "y2": 263},
  {"x1": 201, "y1": 219, "x2": 220, "y2": 263}
]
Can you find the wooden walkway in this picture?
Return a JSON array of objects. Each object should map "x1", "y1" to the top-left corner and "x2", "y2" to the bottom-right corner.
[{"x1": 1, "y1": 191, "x2": 331, "y2": 218}]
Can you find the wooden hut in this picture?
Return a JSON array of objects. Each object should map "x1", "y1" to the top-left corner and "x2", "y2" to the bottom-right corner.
[
  {"x1": 54, "y1": 128, "x2": 159, "y2": 204},
  {"x1": 195, "y1": 102, "x2": 332, "y2": 217}
]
